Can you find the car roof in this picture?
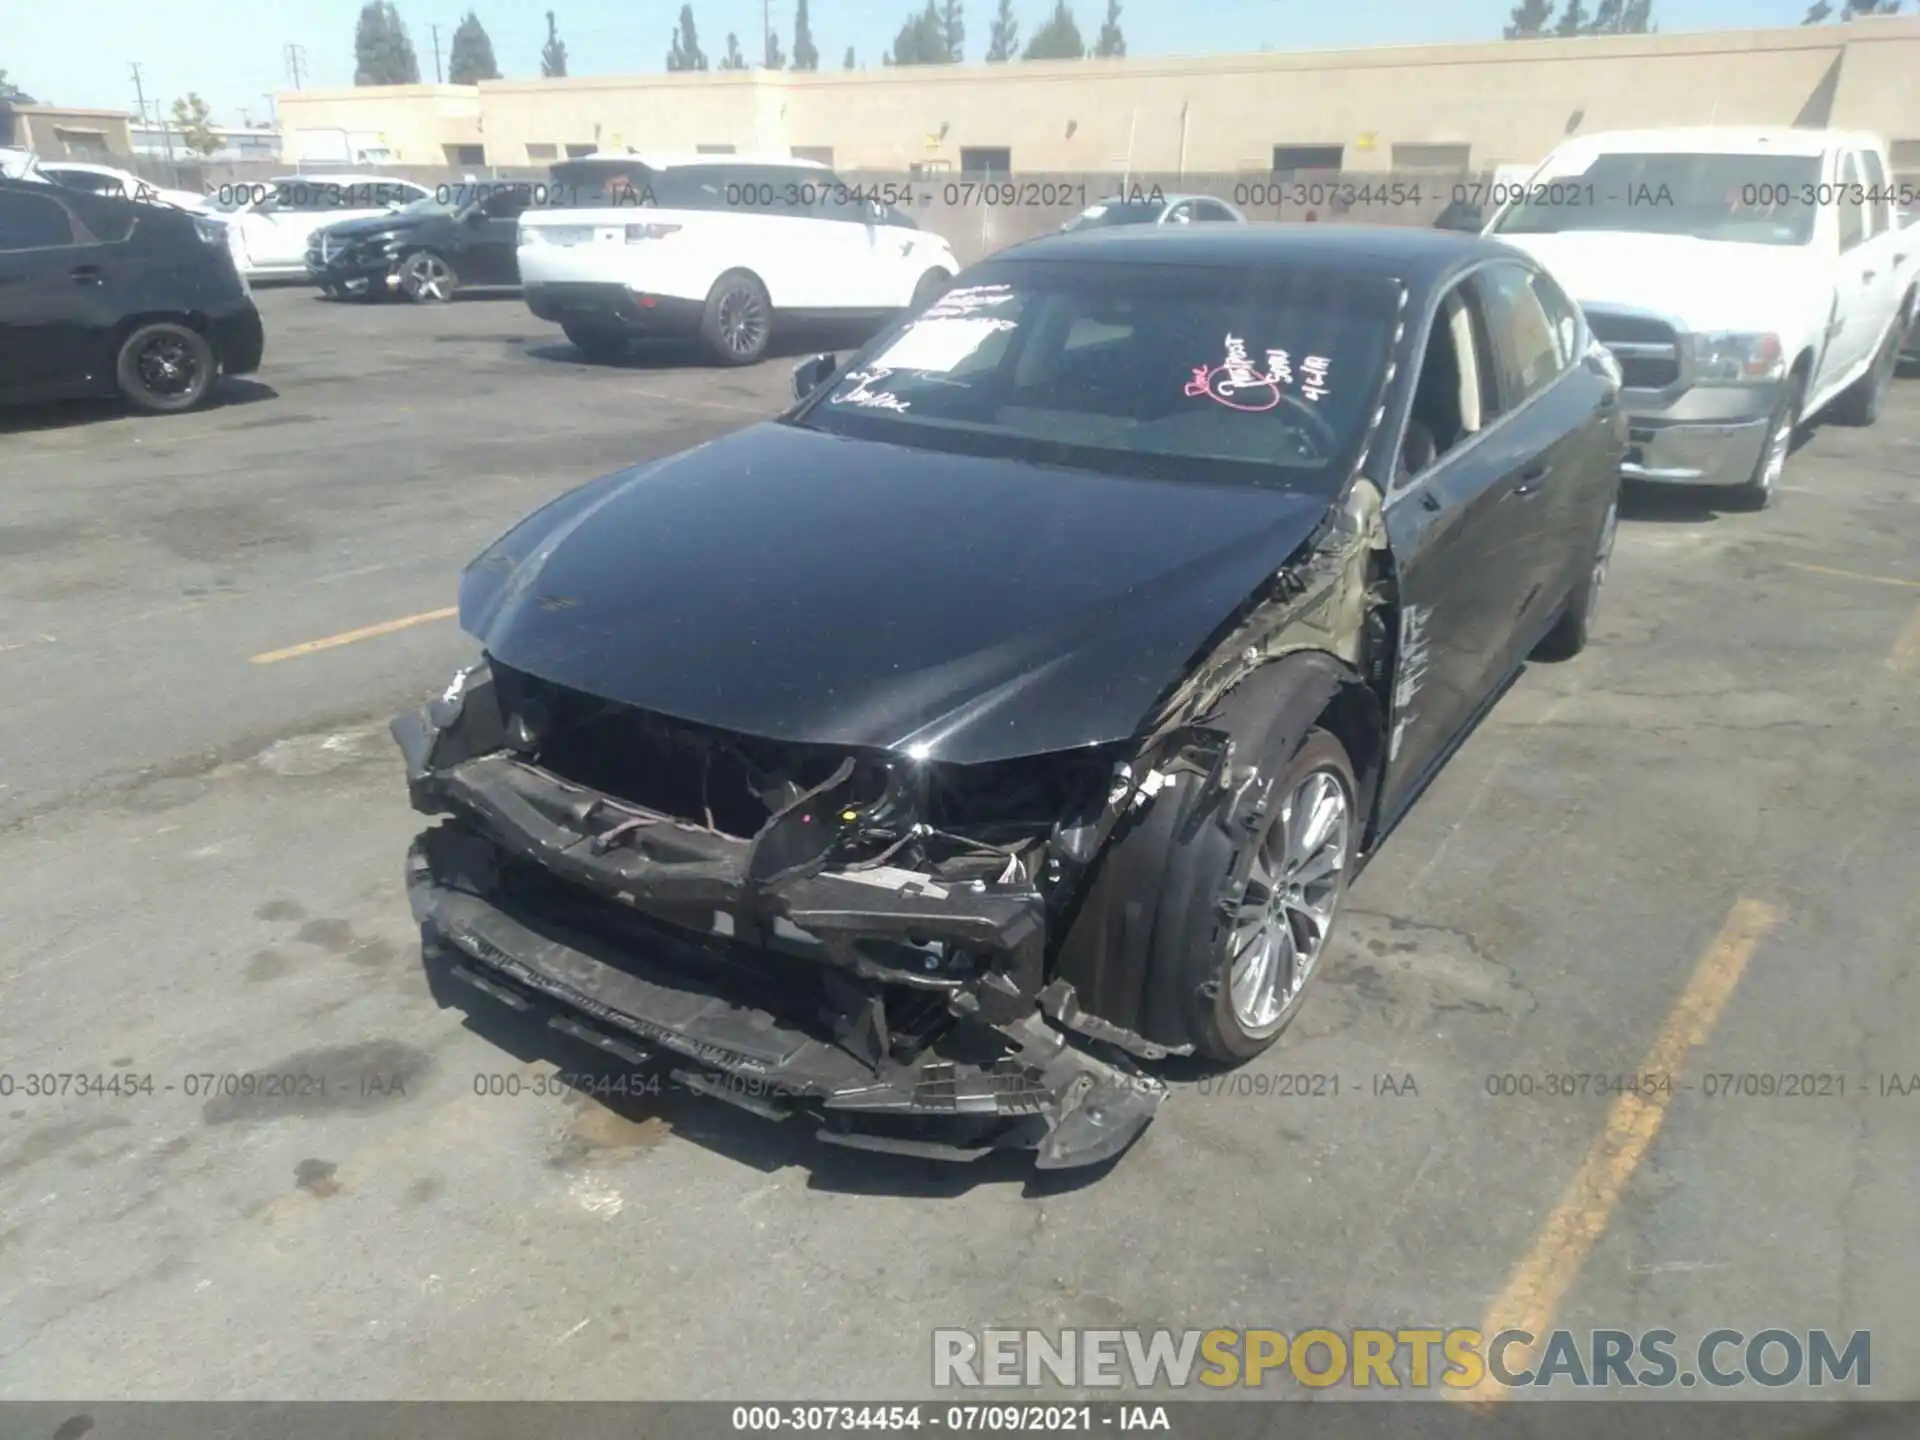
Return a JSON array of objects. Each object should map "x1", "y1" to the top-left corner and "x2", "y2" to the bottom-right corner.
[
  {"x1": 267, "y1": 173, "x2": 428, "y2": 186},
  {"x1": 1001, "y1": 222, "x2": 1512, "y2": 288},
  {"x1": 1544, "y1": 126, "x2": 1882, "y2": 159}
]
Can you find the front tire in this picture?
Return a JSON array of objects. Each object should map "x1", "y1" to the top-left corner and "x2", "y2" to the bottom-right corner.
[
  {"x1": 115, "y1": 321, "x2": 215, "y2": 413},
  {"x1": 700, "y1": 272, "x2": 772, "y2": 366},
  {"x1": 1724, "y1": 371, "x2": 1803, "y2": 512},
  {"x1": 400, "y1": 250, "x2": 458, "y2": 303},
  {"x1": 1177, "y1": 729, "x2": 1359, "y2": 1062}
]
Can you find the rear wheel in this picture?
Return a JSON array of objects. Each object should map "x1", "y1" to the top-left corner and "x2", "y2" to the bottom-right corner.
[
  {"x1": 1830, "y1": 322, "x2": 1899, "y2": 427},
  {"x1": 115, "y1": 321, "x2": 215, "y2": 413},
  {"x1": 1533, "y1": 496, "x2": 1617, "y2": 661},
  {"x1": 1724, "y1": 371, "x2": 1802, "y2": 512},
  {"x1": 400, "y1": 250, "x2": 458, "y2": 303},
  {"x1": 700, "y1": 272, "x2": 772, "y2": 366},
  {"x1": 563, "y1": 324, "x2": 628, "y2": 361}
]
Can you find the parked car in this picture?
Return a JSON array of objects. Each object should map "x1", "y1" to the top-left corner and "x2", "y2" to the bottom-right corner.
[
  {"x1": 1431, "y1": 164, "x2": 1538, "y2": 231},
  {"x1": 1900, "y1": 203, "x2": 1920, "y2": 364},
  {"x1": 220, "y1": 174, "x2": 433, "y2": 280},
  {"x1": 1060, "y1": 193, "x2": 1247, "y2": 230},
  {"x1": 1487, "y1": 126, "x2": 1916, "y2": 509},
  {"x1": 31, "y1": 159, "x2": 211, "y2": 213},
  {"x1": 0, "y1": 177, "x2": 262, "y2": 412},
  {"x1": 515, "y1": 152, "x2": 961, "y2": 365},
  {"x1": 307, "y1": 183, "x2": 532, "y2": 301},
  {"x1": 394, "y1": 225, "x2": 1625, "y2": 1170}
]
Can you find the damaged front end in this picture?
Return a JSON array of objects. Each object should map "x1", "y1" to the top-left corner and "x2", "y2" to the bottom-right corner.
[{"x1": 395, "y1": 660, "x2": 1188, "y2": 1168}]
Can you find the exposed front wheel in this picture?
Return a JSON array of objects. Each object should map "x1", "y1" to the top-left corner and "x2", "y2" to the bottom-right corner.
[
  {"x1": 400, "y1": 250, "x2": 458, "y2": 303},
  {"x1": 1725, "y1": 372, "x2": 1802, "y2": 512},
  {"x1": 115, "y1": 321, "x2": 216, "y2": 413},
  {"x1": 700, "y1": 272, "x2": 773, "y2": 366}
]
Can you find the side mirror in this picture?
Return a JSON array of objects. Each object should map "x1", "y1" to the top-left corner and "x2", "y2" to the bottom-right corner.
[{"x1": 791, "y1": 353, "x2": 838, "y2": 404}]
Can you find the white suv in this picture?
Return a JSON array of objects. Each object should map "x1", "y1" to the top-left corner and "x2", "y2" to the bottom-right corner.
[{"x1": 517, "y1": 152, "x2": 960, "y2": 365}]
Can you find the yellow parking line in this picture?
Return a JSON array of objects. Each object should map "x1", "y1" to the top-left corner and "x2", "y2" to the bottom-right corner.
[
  {"x1": 249, "y1": 607, "x2": 457, "y2": 665},
  {"x1": 1785, "y1": 562, "x2": 1920, "y2": 590},
  {"x1": 1455, "y1": 897, "x2": 1785, "y2": 1402},
  {"x1": 1888, "y1": 605, "x2": 1920, "y2": 673}
]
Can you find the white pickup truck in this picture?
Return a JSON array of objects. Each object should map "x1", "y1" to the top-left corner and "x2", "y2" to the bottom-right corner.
[{"x1": 1487, "y1": 127, "x2": 1916, "y2": 509}]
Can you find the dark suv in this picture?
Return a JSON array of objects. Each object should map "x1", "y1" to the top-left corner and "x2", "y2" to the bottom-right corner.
[{"x1": 0, "y1": 176, "x2": 264, "y2": 413}]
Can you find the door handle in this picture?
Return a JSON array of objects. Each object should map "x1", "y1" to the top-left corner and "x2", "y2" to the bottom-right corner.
[
  {"x1": 1514, "y1": 463, "x2": 1551, "y2": 495},
  {"x1": 70, "y1": 264, "x2": 104, "y2": 284}
]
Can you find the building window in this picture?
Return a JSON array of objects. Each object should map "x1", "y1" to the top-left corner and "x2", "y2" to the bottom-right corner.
[
  {"x1": 445, "y1": 143, "x2": 486, "y2": 166},
  {"x1": 792, "y1": 145, "x2": 834, "y2": 165},
  {"x1": 1391, "y1": 142, "x2": 1471, "y2": 171},
  {"x1": 1272, "y1": 144, "x2": 1342, "y2": 174},
  {"x1": 565, "y1": 143, "x2": 596, "y2": 158},
  {"x1": 51, "y1": 127, "x2": 112, "y2": 157},
  {"x1": 526, "y1": 143, "x2": 557, "y2": 161},
  {"x1": 960, "y1": 147, "x2": 1012, "y2": 174},
  {"x1": 697, "y1": 143, "x2": 737, "y2": 154}
]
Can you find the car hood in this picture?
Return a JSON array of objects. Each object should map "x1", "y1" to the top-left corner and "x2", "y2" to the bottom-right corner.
[
  {"x1": 1494, "y1": 231, "x2": 1820, "y2": 331},
  {"x1": 461, "y1": 423, "x2": 1336, "y2": 764},
  {"x1": 319, "y1": 211, "x2": 427, "y2": 242}
]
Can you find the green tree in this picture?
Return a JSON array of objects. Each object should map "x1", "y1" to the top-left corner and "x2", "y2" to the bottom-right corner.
[
  {"x1": 720, "y1": 31, "x2": 749, "y2": 68},
  {"x1": 354, "y1": 0, "x2": 422, "y2": 85},
  {"x1": 793, "y1": 0, "x2": 820, "y2": 69},
  {"x1": 667, "y1": 4, "x2": 709, "y2": 69},
  {"x1": 169, "y1": 92, "x2": 221, "y2": 156},
  {"x1": 1582, "y1": 0, "x2": 1653, "y2": 32},
  {"x1": 448, "y1": 10, "x2": 501, "y2": 82},
  {"x1": 985, "y1": 0, "x2": 1019, "y2": 59},
  {"x1": 941, "y1": 0, "x2": 966, "y2": 59},
  {"x1": 1807, "y1": 0, "x2": 1901, "y2": 16},
  {"x1": 1091, "y1": 0, "x2": 1123, "y2": 55},
  {"x1": 843, "y1": 44, "x2": 857, "y2": 67},
  {"x1": 1022, "y1": 0, "x2": 1085, "y2": 57},
  {"x1": 541, "y1": 10, "x2": 569, "y2": 75},
  {"x1": 885, "y1": 1, "x2": 953, "y2": 62},
  {"x1": 0, "y1": 69, "x2": 35, "y2": 103},
  {"x1": 765, "y1": 25, "x2": 786, "y2": 67},
  {"x1": 1503, "y1": 0, "x2": 1554, "y2": 36},
  {"x1": 1552, "y1": 0, "x2": 1586, "y2": 32}
]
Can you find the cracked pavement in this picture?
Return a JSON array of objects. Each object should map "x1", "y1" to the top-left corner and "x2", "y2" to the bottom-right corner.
[{"x1": 1, "y1": 289, "x2": 1916, "y2": 1399}]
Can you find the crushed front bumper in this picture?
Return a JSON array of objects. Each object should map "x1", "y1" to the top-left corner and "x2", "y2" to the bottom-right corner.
[{"x1": 394, "y1": 688, "x2": 1166, "y2": 1169}]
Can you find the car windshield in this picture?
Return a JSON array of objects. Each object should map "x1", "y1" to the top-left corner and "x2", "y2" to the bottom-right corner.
[
  {"x1": 1064, "y1": 201, "x2": 1165, "y2": 230},
  {"x1": 1490, "y1": 151, "x2": 1823, "y2": 245},
  {"x1": 792, "y1": 259, "x2": 1400, "y2": 491}
]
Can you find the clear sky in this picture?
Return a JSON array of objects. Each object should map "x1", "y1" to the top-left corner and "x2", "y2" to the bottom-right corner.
[{"x1": 5, "y1": 0, "x2": 1849, "y2": 126}]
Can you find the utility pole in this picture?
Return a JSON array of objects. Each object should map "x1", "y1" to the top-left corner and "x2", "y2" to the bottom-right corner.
[
  {"x1": 283, "y1": 42, "x2": 306, "y2": 88},
  {"x1": 132, "y1": 62, "x2": 176, "y2": 162},
  {"x1": 432, "y1": 25, "x2": 443, "y2": 83}
]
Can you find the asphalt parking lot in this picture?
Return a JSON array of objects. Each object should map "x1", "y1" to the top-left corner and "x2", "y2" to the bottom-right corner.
[{"x1": 2, "y1": 285, "x2": 1917, "y2": 1401}]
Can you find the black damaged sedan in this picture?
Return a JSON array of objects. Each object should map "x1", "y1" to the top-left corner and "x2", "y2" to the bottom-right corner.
[{"x1": 395, "y1": 226, "x2": 1626, "y2": 1169}]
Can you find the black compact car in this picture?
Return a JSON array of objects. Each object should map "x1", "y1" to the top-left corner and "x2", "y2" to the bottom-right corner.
[
  {"x1": 306, "y1": 185, "x2": 530, "y2": 302},
  {"x1": 0, "y1": 177, "x2": 263, "y2": 413},
  {"x1": 394, "y1": 225, "x2": 1626, "y2": 1170}
]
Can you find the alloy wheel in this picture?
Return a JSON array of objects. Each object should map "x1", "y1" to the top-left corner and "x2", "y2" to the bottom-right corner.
[
  {"x1": 1227, "y1": 768, "x2": 1353, "y2": 1036},
  {"x1": 405, "y1": 253, "x2": 453, "y2": 302},
  {"x1": 718, "y1": 286, "x2": 768, "y2": 357},
  {"x1": 134, "y1": 334, "x2": 200, "y2": 400}
]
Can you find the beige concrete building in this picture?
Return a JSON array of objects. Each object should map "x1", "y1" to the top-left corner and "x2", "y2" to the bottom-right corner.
[
  {"x1": 276, "y1": 14, "x2": 1920, "y2": 176},
  {"x1": 0, "y1": 104, "x2": 137, "y2": 158}
]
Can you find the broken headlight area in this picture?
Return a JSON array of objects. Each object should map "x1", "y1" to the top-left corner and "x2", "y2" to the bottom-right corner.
[{"x1": 394, "y1": 657, "x2": 1173, "y2": 1168}]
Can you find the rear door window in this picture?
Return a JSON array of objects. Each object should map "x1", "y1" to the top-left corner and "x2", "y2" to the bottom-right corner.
[
  {"x1": 0, "y1": 190, "x2": 77, "y2": 249},
  {"x1": 1472, "y1": 261, "x2": 1567, "y2": 411}
]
